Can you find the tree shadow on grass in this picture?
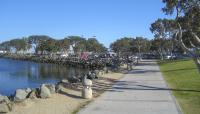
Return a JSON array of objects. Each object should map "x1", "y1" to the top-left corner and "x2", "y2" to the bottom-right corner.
[{"x1": 162, "y1": 67, "x2": 197, "y2": 73}]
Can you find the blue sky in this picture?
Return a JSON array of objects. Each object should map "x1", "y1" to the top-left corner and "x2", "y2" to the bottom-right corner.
[{"x1": 0, "y1": 0, "x2": 172, "y2": 47}]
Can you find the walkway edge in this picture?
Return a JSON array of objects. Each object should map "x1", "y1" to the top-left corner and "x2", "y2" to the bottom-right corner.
[{"x1": 157, "y1": 62, "x2": 183, "y2": 114}]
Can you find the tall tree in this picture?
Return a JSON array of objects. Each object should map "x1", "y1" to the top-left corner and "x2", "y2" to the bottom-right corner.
[
  {"x1": 162, "y1": 0, "x2": 200, "y2": 72},
  {"x1": 86, "y1": 38, "x2": 107, "y2": 52},
  {"x1": 9, "y1": 38, "x2": 31, "y2": 54},
  {"x1": 28, "y1": 35, "x2": 51, "y2": 54},
  {"x1": 133, "y1": 37, "x2": 151, "y2": 58},
  {"x1": 68, "y1": 36, "x2": 86, "y2": 53},
  {"x1": 110, "y1": 37, "x2": 133, "y2": 56},
  {"x1": 0, "y1": 41, "x2": 11, "y2": 52},
  {"x1": 58, "y1": 38, "x2": 70, "y2": 53}
]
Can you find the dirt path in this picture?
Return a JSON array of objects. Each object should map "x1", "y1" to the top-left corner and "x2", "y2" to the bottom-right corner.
[{"x1": 8, "y1": 72, "x2": 125, "y2": 114}]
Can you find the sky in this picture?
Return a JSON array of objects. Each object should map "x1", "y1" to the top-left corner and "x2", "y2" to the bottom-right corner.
[{"x1": 0, "y1": 0, "x2": 173, "y2": 47}]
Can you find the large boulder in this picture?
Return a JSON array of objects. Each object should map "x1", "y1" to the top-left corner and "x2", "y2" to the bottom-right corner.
[
  {"x1": 0, "y1": 102, "x2": 10, "y2": 113},
  {"x1": 0, "y1": 95, "x2": 12, "y2": 113},
  {"x1": 28, "y1": 90, "x2": 37, "y2": 99},
  {"x1": 55, "y1": 84, "x2": 63, "y2": 93},
  {"x1": 94, "y1": 70, "x2": 100, "y2": 77},
  {"x1": 45, "y1": 84, "x2": 56, "y2": 94},
  {"x1": 0, "y1": 95, "x2": 10, "y2": 103},
  {"x1": 40, "y1": 84, "x2": 51, "y2": 98},
  {"x1": 103, "y1": 67, "x2": 108, "y2": 73},
  {"x1": 61, "y1": 79, "x2": 68, "y2": 83},
  {"x1": 87, "y1": 73, "x2": 96, "y2": 80},
  {"x1": 67, "y1": 76, "x2": 80, "y2": 83},
  {"x1": 14, "y1": 89, "x2": 31, "y2": 102},
  {"x1": 25, "y1": 88, "x2": 32, "y2": 93}
]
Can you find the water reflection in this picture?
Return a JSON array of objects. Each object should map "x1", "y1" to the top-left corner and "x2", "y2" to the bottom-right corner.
[{"x1": 0, "y1": 58, "x2": 88, "y2": 95}]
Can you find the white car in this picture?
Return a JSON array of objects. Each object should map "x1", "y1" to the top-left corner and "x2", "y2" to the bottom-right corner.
[
  {"x1": 165, "y1": 55, "x2": 176, "y2": 59},
  {"x1": 60, "y1": 54, "x2": 68, "y2": 58}
]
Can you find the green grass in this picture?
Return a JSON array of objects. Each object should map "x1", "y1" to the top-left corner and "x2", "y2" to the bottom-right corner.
[{"x1": 158, "y1": 59, "x2": 200, "y2": 114}]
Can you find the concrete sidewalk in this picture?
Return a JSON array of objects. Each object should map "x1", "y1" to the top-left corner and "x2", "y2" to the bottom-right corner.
[{"x1": 78, "y1": 60, "x2": 182, "y2": 114}]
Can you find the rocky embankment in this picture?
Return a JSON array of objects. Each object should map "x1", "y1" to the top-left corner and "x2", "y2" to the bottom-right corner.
[
  {"x1": 0, "y1": 82, "x2": 60, "y2": 113},
  {"x1": 0, "y1": 53, "x2": 108, "y2": 69},
  {"x1": 0, "y1": 65, "x2": 128, "y2": 114},
  {"x1": 0, "y1": 68, "x2": 105, "y2": 113}
]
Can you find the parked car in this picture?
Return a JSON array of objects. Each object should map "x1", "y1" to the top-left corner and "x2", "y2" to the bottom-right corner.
[{"x1": 164, "y1": 55, "x2": 176, "y2": 59}]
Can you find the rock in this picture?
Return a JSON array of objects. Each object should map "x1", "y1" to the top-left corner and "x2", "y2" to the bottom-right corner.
[
  {"x1": 94, "y1": 70, "x2": 99, "y2": 77},
  {"x1": 55, "y1": 84, "x2": 62, "y2": 93},
  {"x1": 14, "y1": 89, "x2": 29, "y2": 102},
  {"x1": 40, "y1": 84, "x2": 51, "y2": 98},
  {"x1": 0, "y1": 95, "x2": 10, "y2": 103},
  {"x1": 103, "y1": 67, "x2": 108, "y2": 73},
  {"x1": 45, "y1": 84, "x2": 56, "y2": 94},
  {"x1": 61, "y1": 79, "x2": 68, "y2": 83},
  {"x1": 0, "y1": 95, "x2": 12, "y2": 113},
  {"x1": 67, "y1": 76, "x2": 80, "y2": 83},
  {"x1": 99, "y1": 70, "x2": 104, "y2": 76},
  {"x1": 25, "y1": 88, "x2": 32, "y2": 93},
  {"x1": 87, "y1": 72, "x2": 97, "y2": 80},
  {"x1": 28, "y1": 91, "x2": 37, "y2": 99},
  {"x1": 0, "y1": 102, "x2": 10, "y2": 113}
]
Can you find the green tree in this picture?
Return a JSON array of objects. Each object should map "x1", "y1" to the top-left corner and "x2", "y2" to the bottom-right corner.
[
  {"x1": 86, "y1": 38, "x2": 107, "y2": 52},
  {"x1": 9, "y1": 38, "x2": 31, "y2": 54},
  {"x1": 0, "y1": 41, "x2": 11, "y2": 52},
  {"x1": 58, "y1": 38, "x2": 70, "y2": 53},
  {"x1": 162, "y1": 0, "x2": 200, "y2": 72},
  {"x1": 133, "y1": 37, "x2": 151, "y2": 58},
  {"x1": 110, "y1": 37, "x2": 133, "y2": 56},
  {"x1": 150, "y1": 18, "x2": 177, "y2": 60},
  {"x1": 68, "y1": 36, "x2": 87, "y2": 53},
  {"x1": 28, "y1": 35, "x2": 51, "y2": 54}
]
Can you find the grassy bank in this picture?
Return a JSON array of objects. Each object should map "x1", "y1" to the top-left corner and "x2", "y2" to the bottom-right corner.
[{"x1": 159, "y1": 59, "x2": 200, "y2": 114}]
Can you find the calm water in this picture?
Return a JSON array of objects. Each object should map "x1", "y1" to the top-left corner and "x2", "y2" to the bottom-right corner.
[{"x1": 0, "y1": 58, "x2": 88, "y2": 96}]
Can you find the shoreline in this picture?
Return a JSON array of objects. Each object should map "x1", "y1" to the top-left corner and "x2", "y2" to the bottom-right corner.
[
  {"x1": 0, "y1": 53, "x2": 107, "y2": 69},
  {"x1": 6, "y1": 69, "x2": 128, "y2": 114},
  {"x1": 0, "y1": 54, "x2": 133, "y2": 114}
]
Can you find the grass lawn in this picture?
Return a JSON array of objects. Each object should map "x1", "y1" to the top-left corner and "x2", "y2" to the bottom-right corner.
[{"x1": 158, "y1": 59, "x2": 200, "y2": 114}]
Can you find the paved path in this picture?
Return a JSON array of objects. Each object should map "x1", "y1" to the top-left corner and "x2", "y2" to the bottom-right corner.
[{"x1": 78, "y1": 60, "x2": 182, "y2": 114}]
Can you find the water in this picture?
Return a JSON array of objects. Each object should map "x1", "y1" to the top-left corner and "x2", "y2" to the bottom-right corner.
[{"x1": 0, "y1": 58, "x2": 88, "y2": 96}]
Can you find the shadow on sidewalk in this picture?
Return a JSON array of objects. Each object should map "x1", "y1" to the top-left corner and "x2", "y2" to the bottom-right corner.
[
  {"x1": 128, "y1": 69, "x2": 160, "y2": 74},
  {"x1": 107, "y1": 81, "x2": 200, "y2": 93}
]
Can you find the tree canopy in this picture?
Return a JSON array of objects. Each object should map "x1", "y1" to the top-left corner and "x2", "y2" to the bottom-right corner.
[
  {"x1": 110, "y1": 37, "x2": 151, "y2": 56},
  {"x1": 0, "y1": 35, "x2": 107, "y2": 54},
  {"x1": 150, "y1": 0, "x2": 200, "y2": 71}
]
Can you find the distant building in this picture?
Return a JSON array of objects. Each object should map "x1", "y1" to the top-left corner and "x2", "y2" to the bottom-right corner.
[
  {"x1": 67, "y1": 45, "x2": 75, "y2": 55},
  {"x1": 60, "y1": 45, "x2": 75, "y2": 58},
  {"x1": 9, "y1": 46, "x2": 35, "y2": 55}
]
